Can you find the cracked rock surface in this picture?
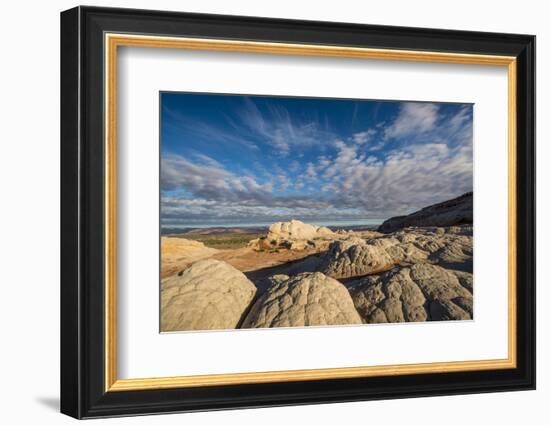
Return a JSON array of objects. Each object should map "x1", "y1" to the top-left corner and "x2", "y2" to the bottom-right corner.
[
  {"x1": 242, "y1": 272, "x2": 362, "y2": 328},
  {"x1": 347, "y1": 263, "x2": 473, "y2": 324},
  {"x1": 161, "y1": 259, "x2": 257, "y2": 331},
  {"x1": 321, "y1": 226, "x2": 472, "y2": 279}
]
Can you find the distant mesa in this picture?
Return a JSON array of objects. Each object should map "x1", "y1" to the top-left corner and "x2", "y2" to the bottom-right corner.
[
  {"x1": 377, "y1": 192, "x2": 473, "y2": 233},
  {"x1": 185, "y1": 227, "x2": 264, "y2": 235},
  {"x1": 163, "y1": 226, "x2": 266, "y2": 236}
]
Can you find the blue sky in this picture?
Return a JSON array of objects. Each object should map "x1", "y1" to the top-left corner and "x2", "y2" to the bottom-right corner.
[{"x1": 160, "y1": 92, "x2": 473, "y2": 228}]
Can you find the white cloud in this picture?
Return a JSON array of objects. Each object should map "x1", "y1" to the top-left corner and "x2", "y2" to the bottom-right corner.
[
  {"x1": 306, "y1": 163, "x2": 316, "y2": 179},
  {"x1": 161, "y1": 154, "x2": 273, "y2": 202},
  {"x1": 324, "y1": 137, "x2": 472, "y2": 215},
  {"x1": 349, "y1": 129, "x2": 386, "y2": 152},
  {"x1": 317, "y1": 156, "x2": 331, "y2": 170},
  {"x1": 161, "y1": 102, "x2": 473, "y2": 225},
  {"x1": 164, "y1": 106, "x2": 260, "y2": 152},
  {"x1": 236, "y1": 99, "x2": 334, "y2": 156},
  {"x1": 276, "y1": 174, "x2": 292, "y2": 191},
  {"x1": 351, "y1": 129, "x2": 377, "y2": 144},
  {"x1": 161, "y1": 153, "x2": 349, "y2": 224},
  {"x1": 384, "y1": 103, "x2": 439, "y2": 139}
]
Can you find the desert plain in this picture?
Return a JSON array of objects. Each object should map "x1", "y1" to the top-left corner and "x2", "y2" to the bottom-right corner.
[{"x1": 160, "y1": 192, "x2": 473, "y2": 332}]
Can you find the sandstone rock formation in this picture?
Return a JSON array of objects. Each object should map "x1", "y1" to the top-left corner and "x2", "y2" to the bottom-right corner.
[
  {"x1": 320, "y1": 237, "x2": 395, "y2": 279},
  {"x1": 242, "y1": 272, "x2": 362, "y2": 328},
  {"x1": 248, "y1": 219, "x2": 336, "y2": 251},
  {"x1": 161, "y1": 237, "x2": 218, "y2": 278},
  {"x1": 320, "y1": 226, "x2": 472, "y2": 279},
  {"x1": 347, "y1": 263, "x2": 473, "y2": 324},
  {"x1": 161, "y1": 259, "x2": 257, "y2": 331},
  {"x1": 160, "y1": 211, "x2": 475, "y2": 330},
  {"x1": 378, "y1": 192, "x2": 473, "y2": 233},
  {"x1": 268, "y1": 219, "x2": 334, "y2": 240}
]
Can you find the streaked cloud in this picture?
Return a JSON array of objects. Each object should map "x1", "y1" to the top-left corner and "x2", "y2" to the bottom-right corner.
[
  {"x1": 161, "y1": 94, "x2": 473, "y2": 226},
  {"x1": 384, "y1": 102, "x2": 439, "y2": 139}
]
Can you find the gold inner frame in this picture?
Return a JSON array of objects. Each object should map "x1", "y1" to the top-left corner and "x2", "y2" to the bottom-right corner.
[{"x1": 104, "y1": 33, "x2": 518, "y2": 392}]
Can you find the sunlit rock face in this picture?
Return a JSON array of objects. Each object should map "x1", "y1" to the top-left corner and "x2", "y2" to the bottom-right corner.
[
  {"x1": 378, "y1": 192, "x2": 473, "y2": 233},
  {"x1": 241, "y1": 272, "x2": 362, "y2": 328},
  {"x1": 320, "y1": 226, "x2": 473, "y2": 279},
  {"x1": 347, "y1": 263, "x2": 473, "y2": 324},
  {"x1": 248, "y1": 219, "x2": 336, "y2": 251},
  {"x1": 161, "y1": 259, "x2": 256, "y2": 331}
]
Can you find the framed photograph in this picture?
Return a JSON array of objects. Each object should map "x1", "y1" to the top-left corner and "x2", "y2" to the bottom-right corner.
[{"x1": 60, "y1": 6, "x2": 535, "y2": 419}]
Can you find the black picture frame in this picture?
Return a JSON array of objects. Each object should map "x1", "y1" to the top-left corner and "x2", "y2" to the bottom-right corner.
[{"x1": 61, "y1": 5, "x2": 535, "y2": 419}]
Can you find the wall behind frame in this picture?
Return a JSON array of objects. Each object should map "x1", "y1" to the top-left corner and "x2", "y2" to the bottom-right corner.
[{"x1": 0, "y1": 1, "x2": 544, "y2": 424}]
